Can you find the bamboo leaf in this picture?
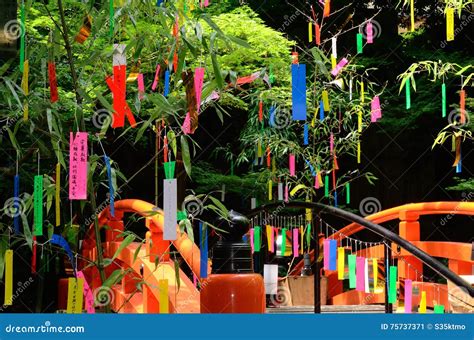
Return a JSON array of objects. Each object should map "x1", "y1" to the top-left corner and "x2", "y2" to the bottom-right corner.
[{"x1": 180, "y1": 135, "x2": 192, "y2": 177}]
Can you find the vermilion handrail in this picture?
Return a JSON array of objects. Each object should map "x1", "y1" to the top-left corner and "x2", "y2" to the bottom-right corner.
[{"x1": 83, "y1": 199, "x2": 204, "y2": 279}]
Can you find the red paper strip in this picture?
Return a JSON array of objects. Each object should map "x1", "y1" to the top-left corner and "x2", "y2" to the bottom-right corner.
[
  {"x1": 315, "y1": 23, "x2": 321, "y2": 45},
  {"x1": 152, "y1": 64, "x2": 161, "y2": 91},
  {"x1": 194, "y1": 67, "x2": 205, "y2": 115},
  {"x1": 266, "y1": 147, "x2": 271, "y2": 168},
  {"x1": 460, "y1": 90, "x2": 466, "y2": 124},
  {"x1": 48, "y1": 62, "x2": 59, "y2": 103},
  {"x1": 258, "y1": 100, "x2": 263, "y2": 122},
  {"x1": 31, "y1": 236, "x2": 37, "y2": 274},
  {"x1": 163, "y1": 136, "x2": 169, "y2": 163},
  {"x1": 106, "y1": 65, "x2": 137, "y2": 128}
]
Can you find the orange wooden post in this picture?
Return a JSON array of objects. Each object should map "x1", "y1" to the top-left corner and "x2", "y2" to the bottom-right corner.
[
  {"x1": 143, "y1": 283, "x2": 160, "y2": 313},
  {"x1": 398, "y1": 211, "x2": 423, "y2": 280},
  {"x1": 105, "y1": 210, "x2": 125, "y2": 243}
]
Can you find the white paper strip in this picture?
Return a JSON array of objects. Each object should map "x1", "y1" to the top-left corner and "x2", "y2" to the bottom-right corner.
[
  {"x1": 251, "y1": 198, "x2": 257, "y2": 209},
  {"x1": 349, "y1": 77, "x2": 353, "y2": 101},
  {"x1": 221, "y1": 184, "x2": 226, "y2": 202},
  {"x1": 278, "y1": 182, "x2": 284, "y2": 201},
  {"x1": 163, "y1": 179, "x2": 177, "y2": 240},
  {"x1": 113, "y1": 44, "x2": 126, "y2": 66},
  {"x1": 331, "y1": 37, "x2": 337, "y2": 58},
  {"x1": 264, "y1": 264, "x2": 279, "y2": 295}
]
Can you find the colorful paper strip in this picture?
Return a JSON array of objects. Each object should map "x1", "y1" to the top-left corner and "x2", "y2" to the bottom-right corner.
[
  {"x1": 356, "y1": 256, "x2": 365, "y2": 291},
  {"x1": 348, "y1": 254, "x2": 356, "y2": 288},
  {"x1": 67, "y1": 277, "x2": 84, "y2": 314},
  {"x1": 389, "y1": 265, "x2": 398, "y2": 303},
  {"x1": 33, "y1": 175, "x2": 43, "y2": 236},
  {"x1": 337, "y1": 247, "x2": 345, "y2": 280},
  {"x1": 404, "y1": 279, "x2": 412, "y2": 313},
  {"x1": 4, "y1": 249, "x2": 13, "y2": 305},
  {"x1": 163, "y1": 179, "x2": 177, "y2": 241},
  {"x1": 199, "y1": 222, "x2": 208, "y2": 278},
  {"x1": 291, "y1": 64, "x2": 307, "y2": 120},
  {"x1": 158, "y1": 279, "x2": 169, "y2": 313},
  {"x1": 292, "y1": 228, "x2": 299, "y2": 257},
  {"x1": 69, "y1": 132, "x2": 88, "y2": 200}
]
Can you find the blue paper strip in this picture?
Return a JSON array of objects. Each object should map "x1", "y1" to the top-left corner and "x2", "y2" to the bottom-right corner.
[
  {"x1": 291, "y1": 64, "x2": 307, "y2": 120},
  {"x1": 164, "y1": 70, "x2": 170, "y2": 97},
  {"x1": 269, "y1": 106, "x2": 276, "y2": 127},
  {"x1": 304, "y1": 159, "x2": 316, "y2": 176},
  {"x1": 456, "y1": 150, "x2": 462, "y2": 173},
  {"x1": 334, "y1": 191, "x2": 338, "y2": 208},
  {"x1": 199, "y1": 222, "x2": 208, "y2": 278},
  {"x1": 13, "y1": 174, "x2": 20, "y2": 234},
  {"x1": 303, "y1": 124, "x2": 309, "y2": 145},
  {"x1": 329, "y1": 239, "x2": 337, "y2": 270},
  {"x1": 319, "y1": 101, "x2": 325, "y2": 121},
  {"x1": 104, "y1": 156, "x2": 115, "y2": 217},
  {"x1": 50, "y1": 234, "x2": 75, "y2": 272}
]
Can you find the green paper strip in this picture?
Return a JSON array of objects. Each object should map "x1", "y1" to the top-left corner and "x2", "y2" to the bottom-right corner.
[
  {"x1": 324, "y1": 175, "x2": 329, "y2": 198},
  {"x1": 33, "y1": 175, "x2": 43, "y2": 236},
  {"x1": 269, "y1": 65, "x2": 275, "y2": 84},
  {"x1": 19, "y1": 2, "x2": 26, "y2": 71},
  {"x1": 164, "y1": 161, "x2": 176, "y2": 179},
  {"x1": 177, "y1": 210, "x2": 187, "y2": 221},
  {"x1": 254, "y1": 226, "x2": 261, "y2": 252},
  {"x1": 348, "y1": 254, "x2": 356, "y2": 288},
  {"x1": 405, "y1": 78, "x2": 411, "y2": 110},
  {"x1": 306, "y1": 223, "x2": 311, "y2": 250},
  {"x1": 389, "y1": 265, "x2": 398, "y2": 303},
  {"x1": 109, "y1": 0, "x2": 114, "y2": 38},
  {"x1": 442, "y1": 83, "x2": 447, "y2": 118},
  {"x1": 281, "y1": 228, "x2": 287, "y2": 256},
  {"x1": 356, "y1": 33, "x2": 363, "y2": 54},
  {"x1": 345, "y1": 182, "x2": 350, "y2": 204},
  {"x1": 434, "y1": 305, "x2": 445, "y2": 314}
]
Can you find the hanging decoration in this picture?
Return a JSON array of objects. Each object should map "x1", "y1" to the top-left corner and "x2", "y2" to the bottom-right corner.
[
  {"x1": 356, "y1": 256, "x2": 365, "y2": 291},
  {"x1": 76, "y1": 271, "x2": 95, "y2": 314},
  {"x1": 441, "y1": 83, "x2": 447, "y2": 118},
  {"x1": 74, "y1": 14, "x2": 92, "y2": 44},
  {"x1": 104, "y1": 156, "x2": 115, "y2": 217},
  {"x1": 163, "y1": 167, "x2": 177, "y2": 241},
  {"x1": 292, "y1": 228, "x2": 299, "y2": 257},
  {"x1": 371, "y1": 96, "x2": 382, "y2": 122},
  {"x1": 404, "y1": 279, "x2": 412, "y2": 313},
  {"x1": 50, "y1": 234, "x2": 76, "y2": 273},
  {"x1": 158, "y1": 279, "x2": 169, "y2": 313},
  {"x1": 348, "y1": 254, "x2": 356, "y2": 288},
  {"x1": 405, "y1": 78, "x2": 411, "y2": 109},
  {"x1": 199, "y1": 222, "x2": 208, "y2": 278},
  {"x1": 106, "y1": 44, "x2": 137, "y2": 128},
  {"x1": 33, "y1": 174, "x2": 43, "y2": 236},
  {"x1": 21, "y1": 60, "x2": 29, "y2": 121},
  {"x1": 254, "y1": 226, "x2": 262, "y2": 252},
  {"x1": 4, "y1": 249, "x2": 13, "y2": 306},
  {"x1": 446, "y1": 7, "x2": 454, "y2": 41},
  {"x1": 337, "y1": 247, "x2": 345, "y2": 280},
  {"x1": 291, "y1": 64, "x2": 307, "y2": 120},
  {"x1": 389, "y1": 265, "x2": 398, "y2": 303},
  {"x1": 66, "y1": 277, "x2": 84, "y2": 314},
  {"x1": 266, "y1": 225, "x2": 274, "y2": 253},
  {"x1": 69, "y1": 132, "x2": 88, "y2": 200}
]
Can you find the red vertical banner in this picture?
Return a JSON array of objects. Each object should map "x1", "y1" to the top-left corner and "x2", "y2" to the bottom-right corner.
[{"x1": 48, "y1": 62, "x2": 59, "y2": 103}]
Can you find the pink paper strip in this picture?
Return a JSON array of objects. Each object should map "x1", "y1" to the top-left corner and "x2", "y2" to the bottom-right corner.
[
  {"x1": 292, "y1": 228, "x2": 299, "y2": 257},
  {"x1": 323, "y1": 239, "x2": 330, "y2": 270},
  {"x1": 204, "y1": 0, "x2": 209, "y2": 6},
  {"x1": 367, "y1": 21, "x2": 374, "y2": 44},
  {"x1": 151, "y1": 64, "x2": 161, "y2": 91},
  {"x1": 289, "y1": 154, "x2": 296, "y2": 176},
  {"x1": 69, "y1": 132, "x2": 88, "y2": 200},
  {"x1": 194, "y1": 68, "x2": 205, "y2": 114},
  {"x1": 314, "y1": 175, "x2": 320, "y2": 189},
  {"x1": 330, "y1": 133, "x2": 334, "y2": 154},
  {"x1": 356, "y1": 256, "x2": 365, "y2": 291},
  {"x1": 284, "y1": 183, "x2": 289, "y2": 202},
  {"x1": 76, "y1": 271, "x2": 95, "y2": 313},
  {"x1": 331, "y1": 58, "x2": 349, "y2": 77},
  {"x1": 371, "y1": 96, "x2": 382, "y2": 122},
  {"x1": 250, "y1": 228, "x2": 254, "y2": 254},
  {"x1": 137, "y1": 73, "x2": 145, "y2": 100},
  {"x1": 270, "y1": 227, "x2": 275, "y2": 253},
  {"x1": 405, "y1": 279, "x2": 412, "y2": 313},
  {"x1": 182, "y1": 112, "x2": 191, "y2": 134}
]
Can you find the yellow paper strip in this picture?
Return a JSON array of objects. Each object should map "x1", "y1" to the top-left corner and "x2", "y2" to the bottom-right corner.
[
  {"x1": 322, "y1": 90, "x2": 330, "y2": 111},
  {"x1": 419, "y1": 291, "x2": 426, "y2": 313},
  {"x1": 308, "y1": 21, "x2": 313, "y2": 42},
  {"x1": 337, "y1": 247, "x2": 345, "y2": 280},
  {"x1": 55, "y1": 163, "x2": 60, "y2": 226},
  {"x1": 158, "y1": 279, "x2": 169, "y2": 313},
  {"x1": 268, "y1": 180, "x2": 273, "y2": 200},
  {"x1": 446, "y1": 8, "x2": 454, "y2": 41},
  {"x1": 305, "y1": 198, "x2": 312, "y2": 221},
  {"x1": 272, "y1": 158, "x2": 276, "y2": 174},
  {"x1": 266, "y1": 225, "x2": 273, "y2": 252},
  {"x1": 331, "y1": 55, "x2": 337, "y2": 69},
  {"x1": 23, "y1": 103, "x2": 28, "y2": 121},
  {"x1": 21, "y1": 60, "x2": 29, "y2": 94},
  {"x1": 4, "y1": 249, "x2": 13, "y2": 306},
  {"x1": 290, "y1": 184, "x2": 306, "y2": 197},
  {"x1": 67, "y1": 277, "x2": 84, "y2": 314},
  {"x1": 410, "y1": 0, "x2": 415, "y2": 32},
  {"x1": 358, "y1": 111, "x2": 362, "y2": 133},
  {"x1": 360, "y1": 81, "x2": 365, "y2": 103},
  {"x1": 372, "y1": 258, "x2": 378, "y2": 291},
  {"x1": 357, "y1": 141, "x2": 361, "y2": 164},
  {"x1": 257, "y1": 140, "x2": 262, "y2": 157},
  {"x1": 300, "y1": 225, "x2": 304, "y2": 255}
]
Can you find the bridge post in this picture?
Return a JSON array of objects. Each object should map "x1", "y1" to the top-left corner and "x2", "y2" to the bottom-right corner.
[
  {"x1": 398, "y1": 211, "x2": 423, "y2": 281},
  {"x1": 384, "y1": 241, "x2": 393, "y2": 313}
]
